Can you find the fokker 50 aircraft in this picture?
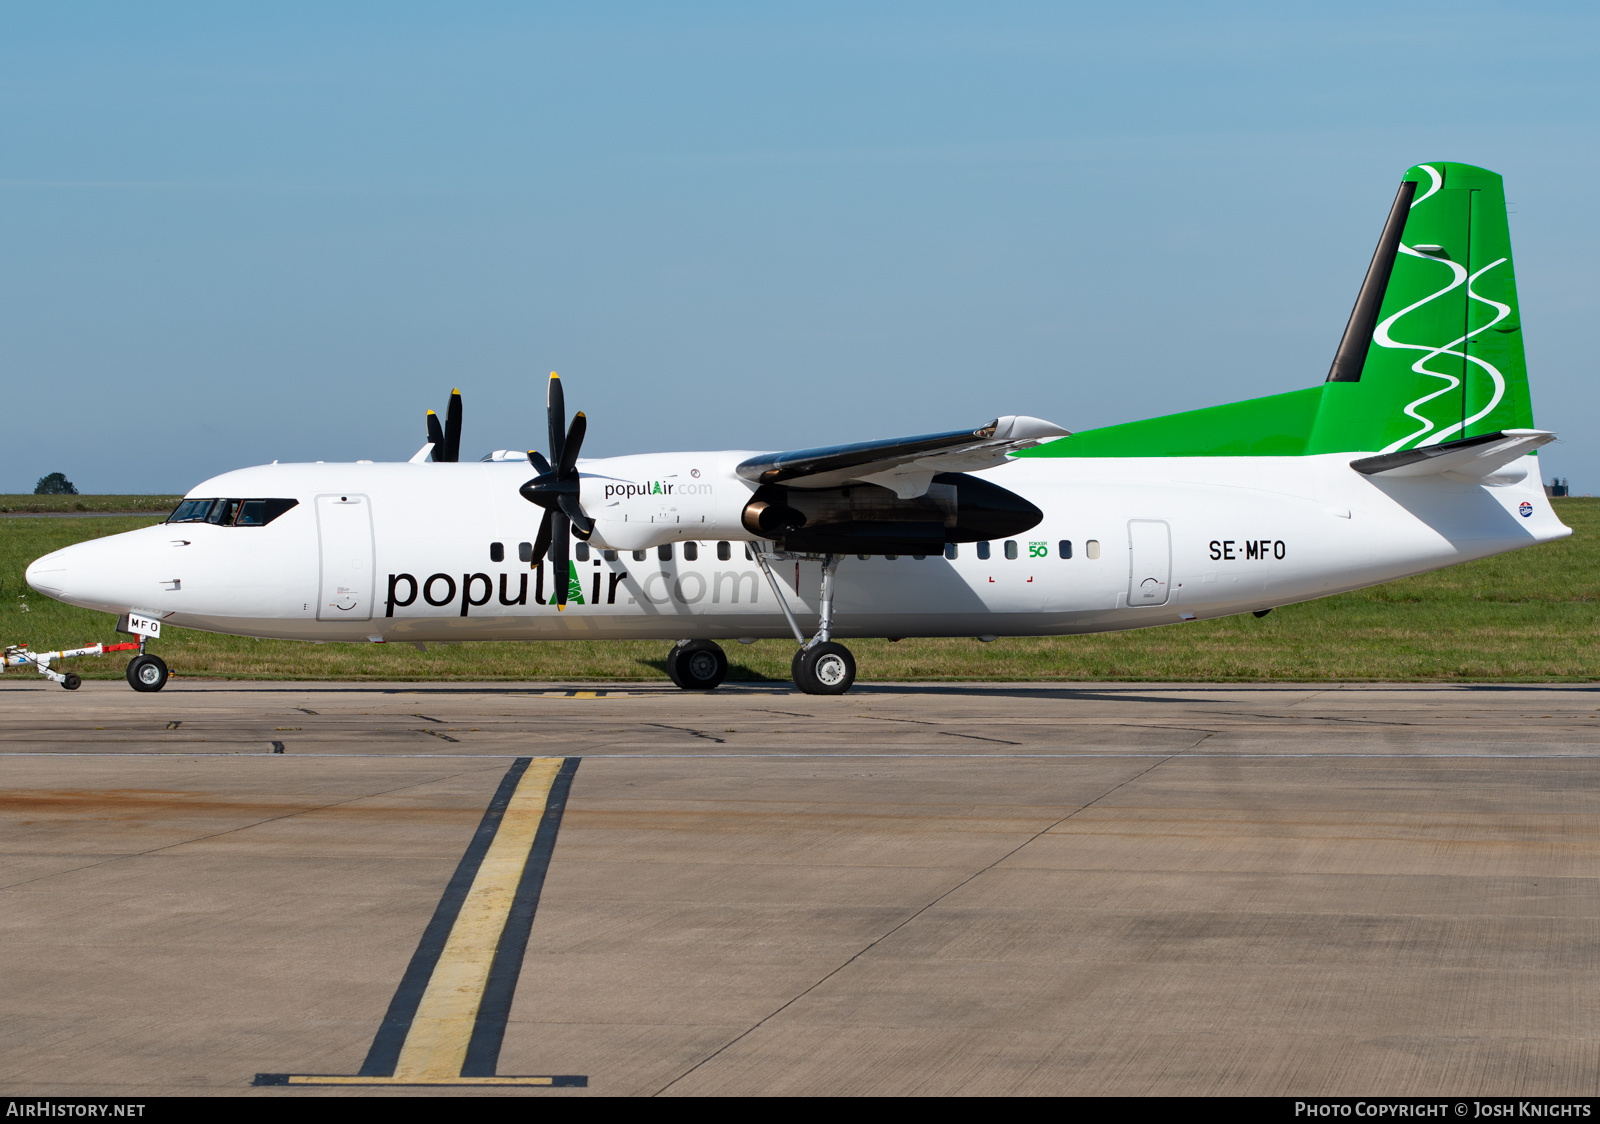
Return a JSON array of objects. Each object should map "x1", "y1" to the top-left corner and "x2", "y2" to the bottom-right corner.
[{"x1": 25, "y1": 161, "x2": 1569, "y2": 695}]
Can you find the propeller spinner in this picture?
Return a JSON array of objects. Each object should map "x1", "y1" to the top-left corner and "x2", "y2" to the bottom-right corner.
[{"x1": 519, "y1": 372, "x2": 592, "y2": 609}]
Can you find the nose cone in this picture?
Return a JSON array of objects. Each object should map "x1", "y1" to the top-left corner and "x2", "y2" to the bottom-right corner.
[
  {"x1": 24, "y1": 531, "x2": 162, "y2": 613},
  {"x1": 24, "y1": 548, "x2": 71, "y2": 595}
]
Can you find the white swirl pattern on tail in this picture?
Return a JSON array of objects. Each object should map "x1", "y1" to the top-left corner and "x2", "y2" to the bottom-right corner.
[
  {"x1": 1418, "y1": 260, "x2": 1508, "y2": 447},
  {"x1": 1372, "y1": 165, "x2": 1510, "y2": 454}
]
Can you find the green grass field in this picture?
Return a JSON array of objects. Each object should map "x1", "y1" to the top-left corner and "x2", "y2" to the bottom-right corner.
[
  {"x1": 3, "y1": 500, "x2": 1596, "y2": 683},
  {"x1": 0, "y1": 495, "x2": 182, "y2": 514}
]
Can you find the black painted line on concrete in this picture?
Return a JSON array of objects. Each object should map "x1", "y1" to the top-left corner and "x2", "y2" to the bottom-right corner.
[
  {"x1": 461, "y1": 756, "x2": 581, "y2": 1077},
  {"x1": 644, "y1": 722, "x2": 726, "y2": 743},
  {"x1": 939, "y1": 730, "x2": 1021, "y2": 745},
  {"x1": 357, "y1": 756, "x2": 534, "y2": 1077}
]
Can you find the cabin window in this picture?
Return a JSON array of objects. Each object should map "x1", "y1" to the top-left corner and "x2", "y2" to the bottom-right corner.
[
  {"x1": 885, "y1": 554, "x2": 898, "y2": 561},
  {"x1": 717, "y1": 541, "x2": 731, "y2": 561},
  {"x1": 912, "y1": 554, "x2": 925, "y2": 560},
  {"x1": 944, "y1": 544, "x2": 958, "y2": 560},
  {"x1": 1058, "y1": 540, "x2": 1072, "y2": 559},
  {"x1": 683, "y1": 542, "x2": 699, "y2": 562},
  {"x1": 1086, "y1": 539, "x2": 1101, "y2": 559},
  {"x1": 633, "y1": 550, "x2": 647, "y2": 562},
  {"x1": 575, "y1": 541, "x2": 590, "y2": 562},
  {"x1": 604, "y1": 549, "x2": 618, "y2": 562},
  {"x1": 209, "y1": 500, "x2": 241, "y2": 526},
  {"x1": 1004, "y1": 540, "x2": 1018, "y2": 560},
  {"x1": 976, "y1": 541, "x2": 991, "y2": 561},
  {"x1": 658, "y1": 544, "x2": 673, "y2": 561},
  {"x1": 518, "y1": 542, "x2": 533, "y2": 563},
  {"x1": 489, "y1": 542, "x2": 504, "y2": 563},
  {"x1": 857, "y1": 554, "x2": 870, "y2": 561}
]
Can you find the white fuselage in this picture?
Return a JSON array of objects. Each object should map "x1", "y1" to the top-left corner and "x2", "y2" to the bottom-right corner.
[{"x1": 24, "y1": 452, "x2": 1568, "y2": 644}]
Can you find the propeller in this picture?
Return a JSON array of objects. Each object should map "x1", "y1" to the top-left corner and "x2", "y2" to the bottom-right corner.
[
  {"x1": 519, "y1": 372, "x2": 591, "y2": 609},
  {"x1": 424, "y1": 389, "x2": 464, "y2": 462}
]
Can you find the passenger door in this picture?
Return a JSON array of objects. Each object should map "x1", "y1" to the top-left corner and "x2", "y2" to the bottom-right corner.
[
  {"x1": 316, "y1": 494, "x2": 375, "y2": 621},
  {"x1": 1127, "y1": 519, "x2": 1171, "y2": 607}
]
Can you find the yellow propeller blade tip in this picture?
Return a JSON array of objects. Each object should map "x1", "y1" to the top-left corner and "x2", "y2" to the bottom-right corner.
[
  {"x1": 426, "y1": 409, "x2": 436, "y2": 416},
  {"x1": 451, "y1": 388, "x2": 460, "y2": 395},
  {"x1": 556, "y1": 604, "x2": 565, "y2": 612},
  {"x1": 549, "y1": 371, "x2": 559, "y2": 379}
]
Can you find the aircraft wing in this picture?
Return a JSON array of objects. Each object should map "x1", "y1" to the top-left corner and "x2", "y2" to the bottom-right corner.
[{"x1": 736, "y1": 415, "x2": 1070, "y2": 499}]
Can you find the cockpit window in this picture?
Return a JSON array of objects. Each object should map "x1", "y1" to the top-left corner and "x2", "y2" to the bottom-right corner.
[
  {"x1": 237, "y1": 499, "x2": 299, "y2": 526},
  {"x1": 168, "y1": 498, "x2": 299, "y2": 527},
  {"x1": 167, "y1": 499, "x2": 216, "y2": 523}
]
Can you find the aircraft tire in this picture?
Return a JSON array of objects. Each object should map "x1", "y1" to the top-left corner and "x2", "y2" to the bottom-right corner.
[
  {"x1": 793, "y1": 641, "x2": 855, "y2": 696},
  {"x1": 127, "y1": 655, "x2": 169, "y2": 693},
  {"x1": 61, "y1": 673, "x2": 81, "y2": 691},
  {"x1": 666, "y1": 640, "x2": 727, "y2": 691}
]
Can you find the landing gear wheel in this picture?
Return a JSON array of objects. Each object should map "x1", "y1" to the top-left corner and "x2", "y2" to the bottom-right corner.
[
  {"x1": 792, "y1": 641, "x2": 855, "y2": 696},
  {"x1": 666, "y1": 640, "x2": 728, "y2": 691},
  {"x1": 126, "y1": 654, "x2": 169, "y2": 693},
  {"x1": 61, "y1": 673, "x2": 81, "y2": 691}
]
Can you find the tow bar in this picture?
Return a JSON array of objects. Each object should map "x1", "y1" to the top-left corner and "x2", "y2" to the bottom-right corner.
[
  {"x1": 3, "y1": 641, "x2": 143, "y2": 690},
  {"x1": 3, "y1": 612, "x2": 169, "y2": 691}
]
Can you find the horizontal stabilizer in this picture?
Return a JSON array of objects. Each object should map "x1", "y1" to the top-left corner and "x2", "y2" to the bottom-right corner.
[
  {"x1": 1349, "y1": 429, "x2": 1554, "y2": 482},
  {"x1": 738, "y1": 415, "x2": 1069, "y2": 499}
]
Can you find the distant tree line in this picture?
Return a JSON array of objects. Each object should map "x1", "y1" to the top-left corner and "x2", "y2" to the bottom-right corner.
[{"x1": 34, "y1": 473, "x2": 78, "y2": 495}]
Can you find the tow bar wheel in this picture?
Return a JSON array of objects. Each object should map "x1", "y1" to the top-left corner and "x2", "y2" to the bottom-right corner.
[{"x1": 127, "y1": 654, "x2": 169, "y2": 693}]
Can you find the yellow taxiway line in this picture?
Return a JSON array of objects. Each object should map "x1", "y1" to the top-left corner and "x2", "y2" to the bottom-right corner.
[
  {"x1": 256, "y1": 756, "x2": 585, "y2": 1089},
  {"x1": 391, "y1": 756, "x2": 563, "y2": 1081}
]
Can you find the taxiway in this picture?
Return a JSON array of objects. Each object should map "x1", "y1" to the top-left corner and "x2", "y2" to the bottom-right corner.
[{"x1": 1, "y1": 680, "x2": 1596, "y2": 1095}]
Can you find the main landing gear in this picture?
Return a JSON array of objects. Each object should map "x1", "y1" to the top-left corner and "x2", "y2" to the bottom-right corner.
[
  {"x1": 758, "y1": 551, "x2": 857, "y2": 696},
  {"x1": 666, "y1": 639, "x2": 728, "y2": 691},
  {"x1": 662, "y1": 552, "x2": 857, "y2": 696}
]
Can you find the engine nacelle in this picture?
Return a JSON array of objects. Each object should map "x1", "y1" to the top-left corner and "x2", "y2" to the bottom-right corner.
[
  {"x1": 579, "y1": 451, "x2": 760, "y2": 552},
  {"x1": 748, "y1": 473, "x2": 1042, "y2": 555},
  {"x1": 576, "y1": 452, "x2": 1042, "y2": 556}
]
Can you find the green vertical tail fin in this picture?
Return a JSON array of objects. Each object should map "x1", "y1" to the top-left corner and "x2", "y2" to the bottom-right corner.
[
  {"x1": 1015, "y1": 161, "x2": 1537, "y2": 464},
  {"x1": 1308, "y1": 162, "x2": 1535, "y2": 454}
]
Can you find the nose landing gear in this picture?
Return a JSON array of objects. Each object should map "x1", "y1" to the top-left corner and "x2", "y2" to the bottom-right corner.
[{"x1": 126, "y1": 654, "x2": 170, "y2": 693}]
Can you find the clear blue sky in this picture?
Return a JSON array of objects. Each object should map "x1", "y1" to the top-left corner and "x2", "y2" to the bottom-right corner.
[{"x1": 4, "y1": 2, "x2": 1597, "y2": 493}]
